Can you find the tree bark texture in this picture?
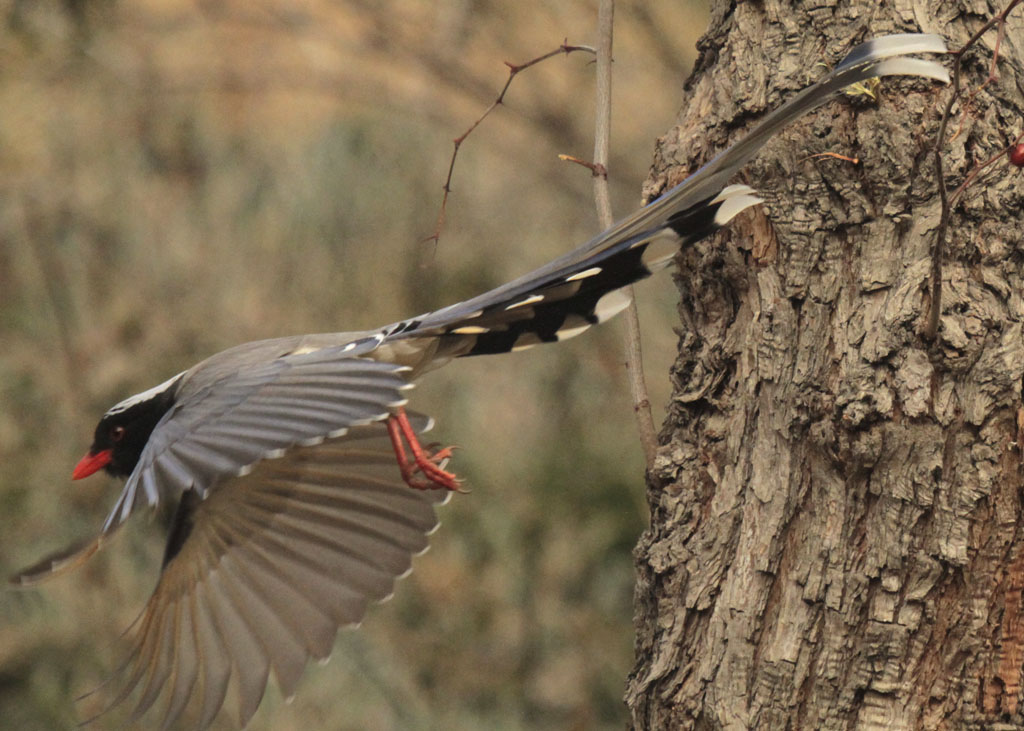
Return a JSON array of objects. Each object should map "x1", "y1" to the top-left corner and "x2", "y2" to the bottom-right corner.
[{"x1": 628, "y1": 1, "x2": 1024, "y2": 729}]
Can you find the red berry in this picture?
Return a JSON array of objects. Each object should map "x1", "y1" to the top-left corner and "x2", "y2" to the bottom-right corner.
[{"x1": 1010, "y1": 143, "x2": 1024, "y2": 168}]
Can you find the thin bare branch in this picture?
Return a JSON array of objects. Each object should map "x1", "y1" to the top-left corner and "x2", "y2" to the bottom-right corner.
[
  {"x1": 588, "y1": 0, "x2": 658, "y2": 467},
  {"x1": 801, "y1": 151, "x2": 861, "y2": 166},
  {"x1": 424, "y1": 42, "x2": 596, "y2": 248},
  {"x1": 591, "y1": 3, "x2": 614, "y2": 230},
  {"x1": 926, "y1": 0, "x2": 1024, "y2": 340}
]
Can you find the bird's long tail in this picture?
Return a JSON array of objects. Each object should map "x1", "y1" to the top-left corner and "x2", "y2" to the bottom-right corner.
[{"x1": 388, "y1": 34, "x2": 948, "y2": 360}]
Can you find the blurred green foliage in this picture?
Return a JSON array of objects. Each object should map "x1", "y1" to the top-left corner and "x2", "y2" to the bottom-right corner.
[{"x1": 0, "y1": 1, "x2": 706, "y2": 728}]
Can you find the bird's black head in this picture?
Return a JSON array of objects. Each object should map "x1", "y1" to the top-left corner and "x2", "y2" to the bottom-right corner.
[{"x1": 73, "y1": 375, "x2": 181, "y2": 481}]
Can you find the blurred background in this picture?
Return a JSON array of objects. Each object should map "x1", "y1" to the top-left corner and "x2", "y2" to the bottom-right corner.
[{"x1": 0, "y1": 1, "x2": 708, "y2": 728}]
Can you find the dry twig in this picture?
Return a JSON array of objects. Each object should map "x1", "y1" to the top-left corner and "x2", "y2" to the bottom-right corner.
[
  {"x1": 586, "y1": 0, "x2": 658, "y2": 467},
  {"x1": 425, "y1": 42, "x2": 596, "y2": 247},
  {"x1": 926, "y1": 0, "x2": 1024, "y2": 340}
]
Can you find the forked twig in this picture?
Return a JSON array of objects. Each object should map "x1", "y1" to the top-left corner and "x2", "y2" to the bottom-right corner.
[
  {"x1": 926, "y1": 0, "x2": 1024, "y2": 340},
  {"x1": 424, "y1": 12, "x2": 657, "y2": 463},
  {"x1": 949, "y1": 129, "x2": 1024, "y2": 206},
  {"x1": 424, "y1": 42, "x2": 596, "y2": 247}
]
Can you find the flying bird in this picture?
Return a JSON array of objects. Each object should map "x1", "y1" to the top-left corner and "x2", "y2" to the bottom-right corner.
[{"x1": 13, "y1": 34, "x2": 949, "y2": 729}]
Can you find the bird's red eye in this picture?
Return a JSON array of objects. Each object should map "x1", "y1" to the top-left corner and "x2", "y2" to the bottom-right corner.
[{"x1": 111, "y1": 426, "x2": 126, "y2": 442}]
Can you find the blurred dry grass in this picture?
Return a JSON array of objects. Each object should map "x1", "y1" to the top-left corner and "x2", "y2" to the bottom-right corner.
[{"x1": 0, "y1": 1, "x2": 708, "y2": 728}]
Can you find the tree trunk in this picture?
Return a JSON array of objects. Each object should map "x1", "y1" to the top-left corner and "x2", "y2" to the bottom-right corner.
[{"x1": 627, "y1": 1, "x2": 1024, "y2": 728}]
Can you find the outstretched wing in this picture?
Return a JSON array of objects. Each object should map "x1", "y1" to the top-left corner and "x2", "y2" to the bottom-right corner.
[
  {"x1": 103, "y1": 347, "x2": 411, "y2": 532},
  {"x1": 82, "y1": 417, "x2": 449, "y2": 730}
]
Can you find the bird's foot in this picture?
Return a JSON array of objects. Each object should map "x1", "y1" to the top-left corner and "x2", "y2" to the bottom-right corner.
[{"x1": 386, "y1": 408, "x2": 463, "y2": 491}]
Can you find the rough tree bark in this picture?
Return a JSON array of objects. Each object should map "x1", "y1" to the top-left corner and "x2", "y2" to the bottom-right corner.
[{"x1": 627, "y1": 1, "x2": 1024, "y2": 728}]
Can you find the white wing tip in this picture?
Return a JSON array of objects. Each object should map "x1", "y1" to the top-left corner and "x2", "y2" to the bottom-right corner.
[{"x1": 424, "y1": 513, "x2": 447, "y2": 538}]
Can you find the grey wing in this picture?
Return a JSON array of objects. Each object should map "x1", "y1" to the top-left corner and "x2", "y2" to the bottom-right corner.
[
  {"x1": 83, "y1": 418, "x2": 449, "y2": 730},
  {"x1": 103, "y1": 346, "x2": 411, "y2": 533}
]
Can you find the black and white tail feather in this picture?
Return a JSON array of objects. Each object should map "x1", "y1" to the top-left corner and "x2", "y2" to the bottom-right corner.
[
  {"x1": 13, "y1": 33, "x2": 947, "y2": 731},
  {"x1": 375, "y1": 33, "x2": 948, "y2": 364}
]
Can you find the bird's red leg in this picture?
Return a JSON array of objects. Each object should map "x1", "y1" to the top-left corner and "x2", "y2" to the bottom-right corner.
[{"x1": 386, "y1": 407, "x2": 461, "y2": 491}]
